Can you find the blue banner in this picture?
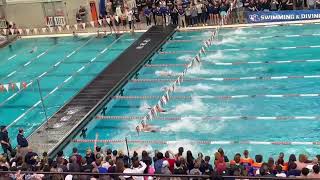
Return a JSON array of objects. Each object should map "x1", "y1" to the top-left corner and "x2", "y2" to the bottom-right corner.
[
  {"x1": 247, "y1": 10, "x2": 320, "y2": 23},
  {"x1": 99, "y1": 0, "x2": 106, "y2": 17}
]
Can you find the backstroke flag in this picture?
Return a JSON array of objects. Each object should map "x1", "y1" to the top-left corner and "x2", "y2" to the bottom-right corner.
[{"x1": 99, "y1": 0, "x2": 106, "y2": 17}]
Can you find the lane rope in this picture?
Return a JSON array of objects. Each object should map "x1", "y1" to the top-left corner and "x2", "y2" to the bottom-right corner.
[
  {"x1": 95, "y1": 115, "x2": 320, "y2": 121},
  {"x1": 158, "y1": 45, "x2": 320, "y2": 54},
  {"x1": 139, "y1": 28, "x2": 219, "y2": 124},
  {"x1": 169, "y1": 33, "x2": 320, "y2": 43},
  {"x1": 113, "y1": 93, "x2": 320, "y2": 100},
  {"x1": 144, "y1": 59, "x2": 320, "y2": 67},
  {"x1": 72, "y1": 139, "x2": 320, "y2": 145},
  {"x1": 129, "y1": 75, "x2": 320, "y2": 82}
]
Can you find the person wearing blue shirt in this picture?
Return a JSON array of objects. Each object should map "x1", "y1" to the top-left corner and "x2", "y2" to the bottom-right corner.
[
  {"x1": 144, "y1": 7, "x2": 152, "y2": 26},
  {"x1": 155, "y1": 6, "x2": 163, "y2": 25},
  {"x1": 154, "y1": 152, "x2": 164, "y2": 173}
]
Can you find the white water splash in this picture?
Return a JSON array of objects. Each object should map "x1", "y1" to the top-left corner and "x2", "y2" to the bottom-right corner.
[
  {"x1": 169, "y1": 97, "x2": 208, "y2": 115},
  {"x1": 213, "y1": 37, "x2": 240, "y2": 45},
  {"x1": 155, "y1": 69, "x2": 180, "y2": 77},
  {"x1": 224, "y1": 28, "x2": 250, "y2": 36},
  {"x1": 175, "y1": 83, "x2": 213, "y2": 93},
  {"x1": 177, "y1": 54, "x2": 194, "y2": 61},
  {"x1": 139, "y1": 101, "x2": 151, "y2": 112},
  {"x1": 202, "y1": 50, "x2": 249, "y2": 62}
]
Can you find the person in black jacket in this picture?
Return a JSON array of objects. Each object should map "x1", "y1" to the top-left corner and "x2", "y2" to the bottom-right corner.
[
  {"x1": 17, "y1": 128, "x2": 28, "y2": 148},
  {"x1": 0, "y1": 126, "x2": 12, "y2": 154}
]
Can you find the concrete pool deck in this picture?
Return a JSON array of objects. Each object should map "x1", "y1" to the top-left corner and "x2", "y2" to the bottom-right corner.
[{"x1": 18, "y1": 19, "x2": 320, "y2": 40}]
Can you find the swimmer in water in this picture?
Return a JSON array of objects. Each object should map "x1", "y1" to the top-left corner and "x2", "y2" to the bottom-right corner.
[
  {"x1": 157, "y1": 71, "x2": 173, "y2": 77},
  {"x1": 29, "y1": 46, "x2": 37, "y2": 53},
  {"x1": 136, "y1": 123, "x2": 159, "y2": 135},
  {"x1": 147, "y1": 107, "x2": 166, "y2": 112}
]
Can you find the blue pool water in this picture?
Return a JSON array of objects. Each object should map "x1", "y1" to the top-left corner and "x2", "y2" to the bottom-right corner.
[
  {"x1": 65, "y1": 23, "x2": 320, "y2": 159},
  {"x1": 0, "y1": 33, "x2": 140, "y2": 148}
]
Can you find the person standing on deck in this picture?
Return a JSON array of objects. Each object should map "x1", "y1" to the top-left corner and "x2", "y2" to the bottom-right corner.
[
  {"x1": 0, "y1": 126, "x2": 12, "y2": 155},
  {"x1": 16, "y1": 128, "x2": 28, "y2": 158}
]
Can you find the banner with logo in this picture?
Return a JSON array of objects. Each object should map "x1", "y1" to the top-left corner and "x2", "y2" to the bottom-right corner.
[{"x1": 247, "y1": 10, "x2": 320, "y2": 23}]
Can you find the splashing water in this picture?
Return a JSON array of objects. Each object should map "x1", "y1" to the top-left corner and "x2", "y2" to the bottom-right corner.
[
  {"x1": 188, "y1": 65, "x2": 214, "y2": 75},
  {"x1": 177, "y1": 54, "x2": 194, "y2": 61},
  {"x1": 155, "y1": 69, "x2": 180, "y2": 77},
  {"x1": 224, "y1": 28, "x2": 250, "y2": 36},
  {"x1": 139, "y1": 101, "x2": 151, "y2": 112},
  {"x1": 202, "y1": 50, "x2": 249, "y2": 62},
  {"x1": 175, "y1": 83, "x2": 213, "y2": 93},
  {"x1": 213, "y1": 37, "x2": 241, "y2": 45},
  {"x1": 169, "y1": 97, "x2": 208, "y2": 115}
]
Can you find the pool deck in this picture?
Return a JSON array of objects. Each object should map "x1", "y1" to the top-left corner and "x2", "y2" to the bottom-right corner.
[
  {"x1": 0, "y1": 35, "x2": 17, "y2": 48},
  {"x1": 27, "y1": 25, "x2": 177, "y2": 157},
  {"x1": 19, "y1": 19, "x2": 320, "y2": 39}
]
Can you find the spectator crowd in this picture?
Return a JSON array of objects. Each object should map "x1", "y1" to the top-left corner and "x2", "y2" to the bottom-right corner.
[
  {"x1": 2, "y1": 127, "x2": 320, "y2": 179},
  {"x1": 75, "y1": 0, "x2": 320, "y2": 31}
]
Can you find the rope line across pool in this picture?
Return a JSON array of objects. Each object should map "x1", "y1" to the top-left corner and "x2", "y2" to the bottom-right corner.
[
  {"x1": 72, "y1": 139, "x2": 320, "y2": 146},
  {"x1": 129, "y1": 75, "x2": 320, "y2": 82},
  {"x1": 144, "y1": 59, "x2": 320, "y2": 67},
  {"x1": 95, "y1": 115, "x2": 320, "y2": 121},
  {"x1": 112, "y1": 93, "x2": 320, "y2": 100},
  {"x1": 168, "y1": 33, "x2": 320, "y2": 43},
  {"x1": 158, "y1": 45, "x2": 320, "y2": 54},
  {"x1": 139, "y1": 28, "x2": 219, "y2": 123}
]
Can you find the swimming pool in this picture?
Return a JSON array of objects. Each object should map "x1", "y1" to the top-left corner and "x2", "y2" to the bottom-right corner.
[
  {"x1": 65, "y1": 23, "x2": 320, "y2": 159},
  {"x1": 0, "y1": 33, "x2": 140, "y2": 148}
]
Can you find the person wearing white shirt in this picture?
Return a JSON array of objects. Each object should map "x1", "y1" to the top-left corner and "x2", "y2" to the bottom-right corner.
[
  {"x1": 127, "y1": 9, "x2": 134, "y2": 30},
  {"x1": 308, "y1": 0, "x2": 316, "y2": 9},
  {"x1": 124, "y1": 160, "x2": 147, "y2": 180}
]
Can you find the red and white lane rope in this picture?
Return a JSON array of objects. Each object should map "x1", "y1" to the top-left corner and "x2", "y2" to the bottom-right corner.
[
  {"x1": 113, "y1": 93, "x2": 320, "y2": 100},
  {"x1": 95, "y1": 115, "x2": 320, "y2": 121},
  {"x1": 158, "y1": 45, "x2": 320, "y2": 54},
  {"x1": 139, "y1": 28, "x2": 219, "y2": 124},
  {"x1": 72, "y1": 139, "x2": 320, "y2": 145},
  {"x1": 130, "y1": 75, "x2": 320, "y2": 82},
  {"x1": 144, "y1": 59, "x2": 320, "y2": 67},
  {"x1": 169, "y1": 33, "x2": 320, "y2": 43}
]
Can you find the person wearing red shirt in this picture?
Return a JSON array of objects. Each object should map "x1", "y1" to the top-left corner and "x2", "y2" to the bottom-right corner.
[{"x1": 164, "y1": 151, "x2": 176, "y2": 173}]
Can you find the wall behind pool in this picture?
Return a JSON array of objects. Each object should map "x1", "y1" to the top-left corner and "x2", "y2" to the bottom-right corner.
[{"x1": 0, "y1": 0, "x2": 98, "y2": 28}]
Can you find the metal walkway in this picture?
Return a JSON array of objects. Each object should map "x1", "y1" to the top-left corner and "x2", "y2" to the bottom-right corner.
[{"x1": 27, "y1": 25, "x2": 177, "y2": 157}]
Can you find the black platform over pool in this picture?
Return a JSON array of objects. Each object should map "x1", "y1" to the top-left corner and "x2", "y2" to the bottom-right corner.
[{"x1": 27, "y1": 25, "x2": 177, "y2": 157}]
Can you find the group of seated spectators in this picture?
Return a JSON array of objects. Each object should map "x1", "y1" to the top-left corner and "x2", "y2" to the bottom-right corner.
[{"x1": 2, "y1": 142, "x2": 320, "y2": 179}]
